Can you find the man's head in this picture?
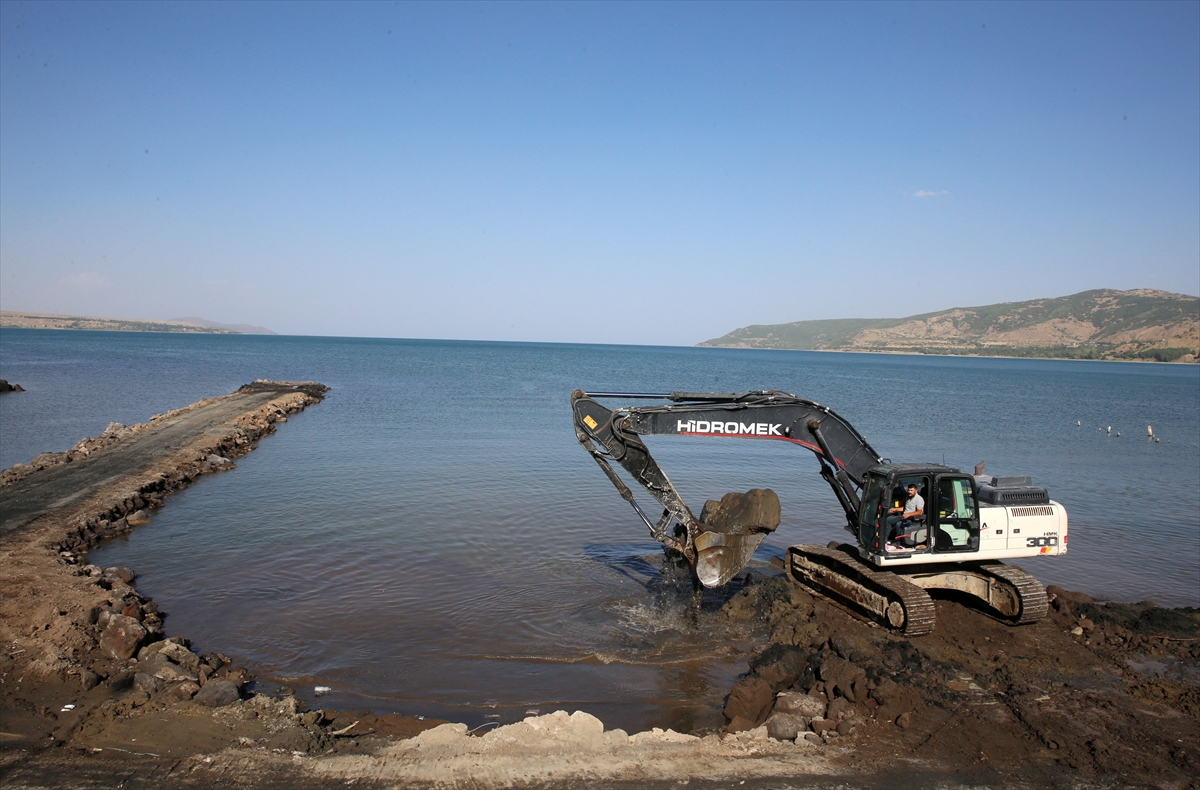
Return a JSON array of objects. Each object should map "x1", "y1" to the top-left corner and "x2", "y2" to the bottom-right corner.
[{"x1": 907, "y1": 483, "x2": 919, "y2": 494}]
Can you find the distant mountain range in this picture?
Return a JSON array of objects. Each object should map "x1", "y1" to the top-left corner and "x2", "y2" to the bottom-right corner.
[
  {"x1": 699, "y1": 289, "x2": 1199, "y2": 362},
  {"x1": 169, "y1": 317, "x2": 276, "y2": 335},
  {"x1": 0, "y1": 311, "x2": 276, "y2": 335}
]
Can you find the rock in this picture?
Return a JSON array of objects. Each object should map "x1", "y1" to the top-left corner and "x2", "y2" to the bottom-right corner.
[
  {"x1": 80, "y1": 669, "x2": 100, "y2": 691},
  {"x1": 698, "y1": 489, "x2": 781, "y2": 535},
  {"x1": 896, "y1": 711, "x2": 913, "y2": 729},
  {"x1": 803, "y1": 732, "x2": 822, "y2": 745},
  {"x1": 829, "y1": 632, "x2": 863, "y2": 661},
  {"x1": 138, "y1": 653, "x2": 198, "y2": 683},
  {"x1": 836, "y1": 717, "x2": 858, "y2": 736},
  {"x1": 774, "y1": 691, "x2": 826, "y2": 719},
  {"x1": 193, "y1": 679, "x2": 240, "y2": 707},
  {"x1": 163, "y1": 681, "x2": 200, "y2": 701},
  {"x1": 723, "y1": 676, "x2": 774, "y2": 730},
  {"x1": 0, "y1": 380, "x2": 25, "y2": 393},
  {"x1": 205, "y1": 454, "x2": 234, "y2": 469},
  {"x1": 765, "y1": 711, "x2": 808, "y2": 741},
  {"x1": 157, "y1": 641, "x2": 201, "y2": 673},
  {"x1": 479, "y1": 711, "x2": 612, "y2": 751},
  {"x1": 156, "y1": 662, "x2": 198, "y2": 683},
  {"x1": 137, "y1": 641, "x2": 167, "y2": 660},
  {"x1": 750, "y1": 643, "x2": 809, "y2": 691},
  {"x1": 826, "y1": 697, "x2": 853, "y2": 722},
  {"x1": 818, "y1": 655, "x2": 866, "y2": 700},
  {"x1": 810, "y1": 718, "x2": 834, "y2": 735},
  {"x1": 99, "y1": 614, "x2": 147, "y2": 660},
  {"x1": 300, "y1": 710, "x2": 323, "y2": 727},
  {"x1": 870, "y1": 678, "x2": 899, "y2": 706},
  {"x1": 134, "y1": 672, "x2": 165, "y2": 695},
  {"x1": 1047, "y1": 585, "x2": 1094, "y2": 605},
  {"x1": 126, "y1": 510, "x2": 152, "y2": 526},
  {"x1": 628, "y1": 727, "x2": 697, "y2": 745}
]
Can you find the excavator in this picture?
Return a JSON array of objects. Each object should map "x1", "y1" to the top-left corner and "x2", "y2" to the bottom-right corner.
[{"x1": 571, "y1": 389, "x2": 1068, "y2": 636}]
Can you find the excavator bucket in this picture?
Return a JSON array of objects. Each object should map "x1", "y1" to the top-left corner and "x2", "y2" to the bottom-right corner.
[
  {"x1": 695, "y1": 532, "x2": 770, "y2": 587},
  {"x1": 691, "y1": 489, "x2": 780, "y2": 588}
]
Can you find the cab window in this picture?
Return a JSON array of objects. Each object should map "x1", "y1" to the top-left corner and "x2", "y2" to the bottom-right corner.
[
  {"x1": 894, "y1": 477, "x2": 929, "y2": 521},
  {"x1": 857, "y1": 474, "x2": 888, "y2": 546},
  {"x1": 940, "y1": 478, "x2": 976, "y2": 519},
  {"x1": 859, "y1": 474, "x2": 887, "y2": 529},
  {"x1": 934, "y1": 477, "x2": 979, "y2": 552}
]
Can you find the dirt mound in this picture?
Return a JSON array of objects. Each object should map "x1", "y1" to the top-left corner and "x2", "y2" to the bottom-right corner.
[{"x1": 717, "y1": 572, "x2": 1200, "y2": 788}]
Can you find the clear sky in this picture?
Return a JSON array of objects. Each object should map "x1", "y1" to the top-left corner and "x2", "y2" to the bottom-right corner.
[{"x1": 1, "y1": 1, "x2": 1197, "y2": 344}]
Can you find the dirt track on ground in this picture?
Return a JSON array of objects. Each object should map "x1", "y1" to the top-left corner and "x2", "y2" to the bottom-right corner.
[{"x1": 0, "y1": 383, "x2": 1196, "y2": 789}]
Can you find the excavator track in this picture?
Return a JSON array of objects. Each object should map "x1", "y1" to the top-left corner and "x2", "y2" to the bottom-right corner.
[
  {"x1": 787, "y1": 544, "x2": 936, "y2": 636},
  {"x1": 972, "y1": 561, "x2": 1049, "y2": 625}
]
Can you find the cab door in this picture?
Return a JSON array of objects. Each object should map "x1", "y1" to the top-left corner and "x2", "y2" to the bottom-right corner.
[
  {"x1": 932, "y1": 476, "x2": 980, "y2": 553},
  {"x1": 856, "y1": 473, "x2": 888, "y2": 550}
]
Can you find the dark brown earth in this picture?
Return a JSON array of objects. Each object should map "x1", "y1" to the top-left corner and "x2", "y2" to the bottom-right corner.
[
  {"x1": 716, "y1": 571, "x2": 1200, "y2": 789},
  {"x1": 1, "y1": 385, "x2": 1196, "y2": 789}
]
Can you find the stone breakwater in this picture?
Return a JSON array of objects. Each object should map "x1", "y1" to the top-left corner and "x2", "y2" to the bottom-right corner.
[{"x1": 0, "y1": 382, "x2": 341, "y2": 743}]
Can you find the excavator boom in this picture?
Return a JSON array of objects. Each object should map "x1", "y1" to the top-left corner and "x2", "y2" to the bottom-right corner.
[{"x1": 571, "y1": 389, "x2": 884, "y2": 586}]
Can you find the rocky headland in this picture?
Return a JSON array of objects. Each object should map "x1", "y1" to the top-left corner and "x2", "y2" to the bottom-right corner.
[{"x1": 701, "y1": 288, "x2": 1200, "y2": 362}]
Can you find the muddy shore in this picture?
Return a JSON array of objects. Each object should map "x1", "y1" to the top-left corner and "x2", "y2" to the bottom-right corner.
[{"x1": 0, "y1": 385, "x2": 1196, "y2": 789}]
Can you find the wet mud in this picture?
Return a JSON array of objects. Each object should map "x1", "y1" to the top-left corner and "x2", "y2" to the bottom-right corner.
[{"x1": 715, "y1": 572, "x2": 1200, "y2": 788}]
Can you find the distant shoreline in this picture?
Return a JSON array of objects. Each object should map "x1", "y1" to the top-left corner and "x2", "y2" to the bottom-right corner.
[
  {"x1": 2, "y1": 323, "x2": 1196, "y2": 364},
  {"x1": 0, "y1": 310, "x2": 275, "y2": 335},
  {"x1": 695, "y1": 343, "x2": 1199, "y2": 364}
]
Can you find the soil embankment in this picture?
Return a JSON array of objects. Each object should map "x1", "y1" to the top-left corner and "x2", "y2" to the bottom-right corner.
[
  {"x1": 0, "y1": 384, "x2": 1197, "y2": 789},
  {"x1": 712, "y1": 572, "x2": 1199, "y2": 788}
]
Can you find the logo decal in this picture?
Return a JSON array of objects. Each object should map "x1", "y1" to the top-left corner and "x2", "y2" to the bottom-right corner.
[
  {"x1": 583, "y1": 415, "x2": 598, "y2": 430},
  {"x1": 677, "y1": 420, "x2": 782, "y2": 436}
]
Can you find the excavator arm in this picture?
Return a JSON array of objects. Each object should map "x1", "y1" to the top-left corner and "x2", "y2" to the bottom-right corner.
[{"x1": 571, "y1": 389, "x2": 884, "y2": 587}]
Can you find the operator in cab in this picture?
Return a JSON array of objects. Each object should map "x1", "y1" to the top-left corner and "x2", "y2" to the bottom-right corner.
[{"x1": 886, "y1": 482, "x2": 924, "y2": 548}]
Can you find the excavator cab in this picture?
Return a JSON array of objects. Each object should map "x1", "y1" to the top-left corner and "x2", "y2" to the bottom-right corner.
[{"x1": 854, "y1": 467, "x2": 980, "y2": 558}]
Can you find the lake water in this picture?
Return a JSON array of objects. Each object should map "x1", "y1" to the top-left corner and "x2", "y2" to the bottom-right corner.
[{"x1": 2, "y1": 329, "x2": 1198, "y2": 732}]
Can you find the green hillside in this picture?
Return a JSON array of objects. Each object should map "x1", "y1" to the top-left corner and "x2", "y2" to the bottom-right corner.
[{"x1": 700, "y1": 289, "x2": 1199, "y2": 362}]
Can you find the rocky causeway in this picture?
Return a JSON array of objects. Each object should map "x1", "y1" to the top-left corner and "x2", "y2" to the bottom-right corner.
[{"x1": 0, "y1": 383, "x2": 1196, "y2": 789}]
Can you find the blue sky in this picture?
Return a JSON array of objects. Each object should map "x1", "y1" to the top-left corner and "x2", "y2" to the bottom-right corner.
[{"x1": 1, "y1": 1, "x2": 1197, "y2": 343}]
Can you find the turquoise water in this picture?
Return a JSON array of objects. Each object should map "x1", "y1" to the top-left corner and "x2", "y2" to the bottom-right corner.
[{"x1": 2, "y1": 329, "x2": 1198, "y2": 731}]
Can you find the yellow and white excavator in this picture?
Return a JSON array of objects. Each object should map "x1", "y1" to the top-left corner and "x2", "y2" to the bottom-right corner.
[{"x1": 572, "y1": 389, "x2": 1068, "y2": 636}]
